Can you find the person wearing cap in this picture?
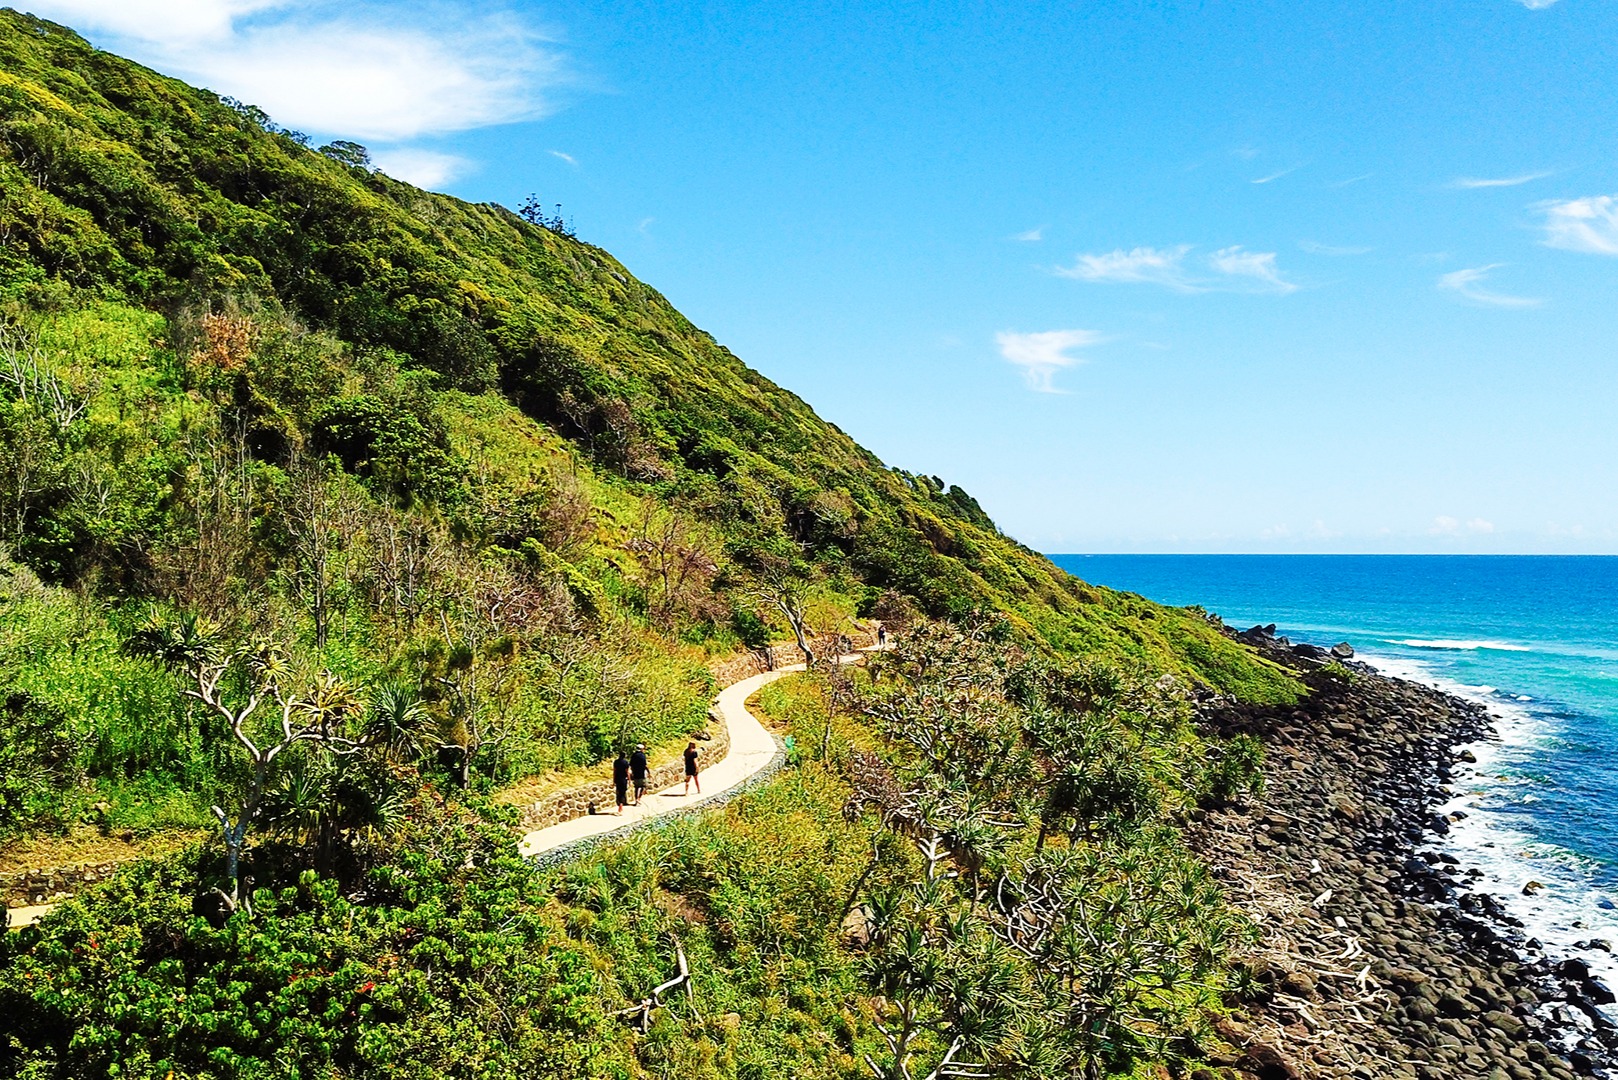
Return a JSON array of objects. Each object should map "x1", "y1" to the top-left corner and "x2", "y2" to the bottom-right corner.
[{"x1": 629, "y1": 743, "x2": 649, "y2": 805}]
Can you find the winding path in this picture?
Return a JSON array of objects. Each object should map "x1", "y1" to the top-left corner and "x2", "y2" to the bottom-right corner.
[
  {"x1": 516, "y1": 661, "x2": 806, "y2": 859},
  {"x1": 10, "y1": 650, "x2": 865, "y2": 928}
]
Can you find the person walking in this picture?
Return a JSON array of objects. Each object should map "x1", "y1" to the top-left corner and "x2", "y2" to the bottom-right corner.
[
  {"x1": 683, "y1": 741, "x2": 701, "y2": 795},
  {"x1": 612, "y1": 749, "x2": 631, "y2": 815},
  {"x1": 876, "y1": 624, "x2": 888, "y2": 649},
  {"x1": 629, "y1": 743, "x2": 649, "y2": 805}
]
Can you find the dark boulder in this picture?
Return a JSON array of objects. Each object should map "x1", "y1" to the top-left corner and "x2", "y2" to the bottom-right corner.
[
  {"x1": 1560, "y1": 958, "x2": 1594, "y2": 980},
  {"x1": 1331, "y1": 641, "x2": 1355, "y2": 659}
]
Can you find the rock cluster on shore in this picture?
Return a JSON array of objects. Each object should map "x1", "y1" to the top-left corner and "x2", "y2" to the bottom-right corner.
[{"x1": 1194, "y1": 626, "x2": 1617, "y2": 1080}]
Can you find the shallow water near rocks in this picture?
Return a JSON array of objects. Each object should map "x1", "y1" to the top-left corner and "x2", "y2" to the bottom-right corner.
[{"x1": 1051, "y1": 554, "x2": 1618, "y2": 1007}]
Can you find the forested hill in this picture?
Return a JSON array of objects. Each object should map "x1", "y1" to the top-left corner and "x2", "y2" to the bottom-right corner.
[
  {"x1": 0, "y1": 13, "x2": 1317, "y2": 1079},
  {"x1": 0, "y1": 8, "x2": 1297, "y2": 699}
]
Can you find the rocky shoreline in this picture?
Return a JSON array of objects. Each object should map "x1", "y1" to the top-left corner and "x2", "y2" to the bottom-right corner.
[{"x1": 1193, "y1": 626, "x2": 1617, "y2": 1080}]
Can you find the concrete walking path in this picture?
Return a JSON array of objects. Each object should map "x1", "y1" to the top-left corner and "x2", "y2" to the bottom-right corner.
[
  {"x1": 516, "y1": 661, "x2": 807, "y2": 858},
  {"x1": 9, "y1": 647, "x2": 875, "y2": 927},
  {"x1": 6, "y1": 904, "x2": 54, "y2": 930}
]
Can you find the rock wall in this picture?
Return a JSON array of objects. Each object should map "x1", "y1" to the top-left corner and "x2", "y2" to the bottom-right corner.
[
  {"x1": 705, "y1": 629, "x2": 878, "y2": 687},
  {"x1": 517, "y1": 713, "x2": 732, "y2": 829},
  {"x1": 3, "y1": 862, "x2": 120, "y2": 908}
]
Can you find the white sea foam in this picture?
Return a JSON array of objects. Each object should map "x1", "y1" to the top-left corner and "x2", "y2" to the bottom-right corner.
[
  {"x1": 1360, "y1": 650, "x2": 1618, "y2": 1012},
  {"x1": 1392, "y1": 638, "x2": 1533, "y2": 652}
]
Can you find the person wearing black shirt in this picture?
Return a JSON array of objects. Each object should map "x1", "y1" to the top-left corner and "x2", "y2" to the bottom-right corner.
[
  {"x1": 683, "y1": 741, "x2": 701, "y2": 795},
  {"x1": 630, "y1": 744, "x2": 649, "y2": 805},
  {"x1": 612, "y1": 750, "x2": 631, "y2": 815}
]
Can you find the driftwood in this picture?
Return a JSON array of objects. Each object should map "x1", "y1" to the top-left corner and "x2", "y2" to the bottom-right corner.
[
  {"x1": 1193, "y1": 808, "x2": 1404, "y2": 1074},
  {"x1": 615, "y1": 938, "x2": 698, "y2": 1033}
]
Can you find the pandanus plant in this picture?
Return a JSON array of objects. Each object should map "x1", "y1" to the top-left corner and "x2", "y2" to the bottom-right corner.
[{"x1": 128, "y1": 613, "x2": 373, "y2": 908}]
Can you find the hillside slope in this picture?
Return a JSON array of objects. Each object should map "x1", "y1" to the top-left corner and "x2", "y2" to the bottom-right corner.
[
  {"x1": 0, "y1": 8, "x2": 1291, "y2": 700},
  {"x1": 0, "y1": 13, "x2": 1314, "y2": 1080}
]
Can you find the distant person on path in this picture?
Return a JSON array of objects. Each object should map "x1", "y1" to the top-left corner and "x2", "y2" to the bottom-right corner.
[
  {"x1": 877, "y1": 625, "x2": 887, "y2": 649},
  {"x1": 630, "y1": 743, "x2": 648, "y2": 805},
  {"x1": 613, "y1": 750, "x2": 631, "y2": 815},
  {"x1": 683, "y1": 741, "x2": 701, "y2": 795}
]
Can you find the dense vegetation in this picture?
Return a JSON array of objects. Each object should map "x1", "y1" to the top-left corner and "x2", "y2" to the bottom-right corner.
[{"x1": 0, "y1": 9, "x2": 1299, "y2": 1077}]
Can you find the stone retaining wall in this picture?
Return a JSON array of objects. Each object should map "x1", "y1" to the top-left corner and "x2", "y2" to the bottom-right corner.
[
  {"x1": 517, "y1": 714, "x2": 731, "y2": 829},
  {"x1": 4, "y1": 862, "x2": 120, "y2": 908},
  {"x1": 705, "y1": 629, "x2": 877, "y2": 687}
]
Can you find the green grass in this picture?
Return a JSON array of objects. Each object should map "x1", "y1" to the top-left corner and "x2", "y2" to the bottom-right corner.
[{"x1": 0, "y1": 12, "x2": 1299, "y2": 1078}]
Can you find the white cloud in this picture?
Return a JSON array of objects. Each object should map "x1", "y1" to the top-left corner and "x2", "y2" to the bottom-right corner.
[
  {"x1": 1055, "y1": 246, "x2": 1196, "y2": 290},
  {"x1": 1430, "y1": 516, "x2": 1496, "y2": 536},
  {"x1": 1299, "y1": 240, "x2": 1372, "y2": 256},
  {"x1": 1518, "y1": 0, "x2": 1559, "y2": 8},
  {"x1": 1013, "y1": 226, "x2": 1045, "y2": 243},
  {"x1": 27, "y1": 0, "x2": 280, "y2": 44},
  {"x1": 550, "y1": 150, "x2": 578, "y2": 166},
  {"x1": 27, "y1": 1, "x2": 566, "y2": 142},
  {"x1": 995, "y1": 329, "x2": 1103, "y2": 394},
  {"x1": 1208, "y1": 246, "x2": 1298, "y2": 294},
  {"x1": 1438, "y1": 265, "x2": 1543, "y2": 308},
  {"x1": 1058, "y1": 244, "x2": 1298, "y2": 294},
  {"x1": 370, "y1": 147, "x2": 471, "y2": 189},
  {"x1": 1538, "y1": 195, "x2": 1618, "y2": 255},
  {"x1": 1451, "y1": 171, "x2": 1551, "y2": 189},
  {"x1": 1331, "y1": 173, "x2": 1373, "y2": 188}
]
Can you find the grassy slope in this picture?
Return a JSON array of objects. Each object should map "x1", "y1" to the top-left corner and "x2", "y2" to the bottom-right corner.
[
  {"x1": 0, "y1": 13, "x2": 1301, "y2": 1078},
  {"x1": 0, "y1": 8, "x2": 1296, "y2": 704}
]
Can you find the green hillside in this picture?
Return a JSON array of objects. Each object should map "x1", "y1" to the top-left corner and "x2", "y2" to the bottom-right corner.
[
  {"x1": 0, "y1": 8, "x2": 1291, "y2": 693},
  {"x1": 0, "y1": 10, "x2": 1300, "y2": 1079}
]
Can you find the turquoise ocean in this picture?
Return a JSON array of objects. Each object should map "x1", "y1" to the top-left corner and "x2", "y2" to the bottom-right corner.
[{"x1": 1050, "y1": 554, "x2": 1618, "y2": 978}]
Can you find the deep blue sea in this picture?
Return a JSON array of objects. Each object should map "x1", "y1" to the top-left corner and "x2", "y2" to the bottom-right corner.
[{"x1": 1050, "y1": 554, "x2": 1618, "y2": 973}]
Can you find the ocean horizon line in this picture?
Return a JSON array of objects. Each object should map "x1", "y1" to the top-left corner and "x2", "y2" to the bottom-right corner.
[{"x1": 1048, "y1": 551, "x2": 1618, "y2": 558}]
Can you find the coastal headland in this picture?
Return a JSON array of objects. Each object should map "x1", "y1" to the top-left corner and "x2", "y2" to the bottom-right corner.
[{"x1": 1199, "y1": 626, "x2": 1616, "y2": 1080}]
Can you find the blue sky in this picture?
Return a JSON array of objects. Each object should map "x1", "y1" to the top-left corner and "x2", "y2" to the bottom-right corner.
[{"x1": 34, "y1": 0, "x2": 1618, "y2": 553}]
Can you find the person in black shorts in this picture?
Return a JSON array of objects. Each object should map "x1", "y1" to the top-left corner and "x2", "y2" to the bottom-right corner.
[
  {"x1": 630, "y1": 743, "x2": 648, "y2": 805},
  {"x1": 683, "y1": 741, "x2": 701, "y2": 795},
  {"x1": 612, "y1": 749, "x2": 631, "y2": 815}
]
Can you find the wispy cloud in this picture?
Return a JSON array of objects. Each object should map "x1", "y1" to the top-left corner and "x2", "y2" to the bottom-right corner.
[
  {"x1": 1517, "y1": 0, "x2": 1559, "y2": 8},
  {"x1": 549, "y1": 150, "x2": 578, "y2": 166},
  {"x1": 995, "y1": 329, "x2": 1103, "y2": 393},
  {"x1": 1209, "y1": 246, "x2": 1298, "y2": 293},
  {"x1": 1013, "y1": 226, "x2": 1045, "y2": 243},
  {"x1": 1538, "y1": 195, "x2": 1618, "y2": 255},
  {"x1": 1331, "y1": 173, "x2": 1373, "y2": 188},
  {"x1": 1055, "y1": 246, "x2": 1196, "y2": 290},
  {"x1": 1299, "y1": 240, "x2": 1372, "y2": 256},
  {"x1": 1252, "y1": 165, "x2": 1301, "y2": 185},
  {"x1": 1451, "y1": 171, "x2": 1552, "y2": 189},
  {"x1": 1438, "y1": 265, "x2": 1543, "y2": 308},
  {"x1": 1057, "y1": 245, "x2": 1298, "y2": 294},
  {"x1": 370, "y1": 147, "x2": 471, "y2": 188},
  {"x1": 29, "y1": 0, "x2": 568, "y2": 143}
]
